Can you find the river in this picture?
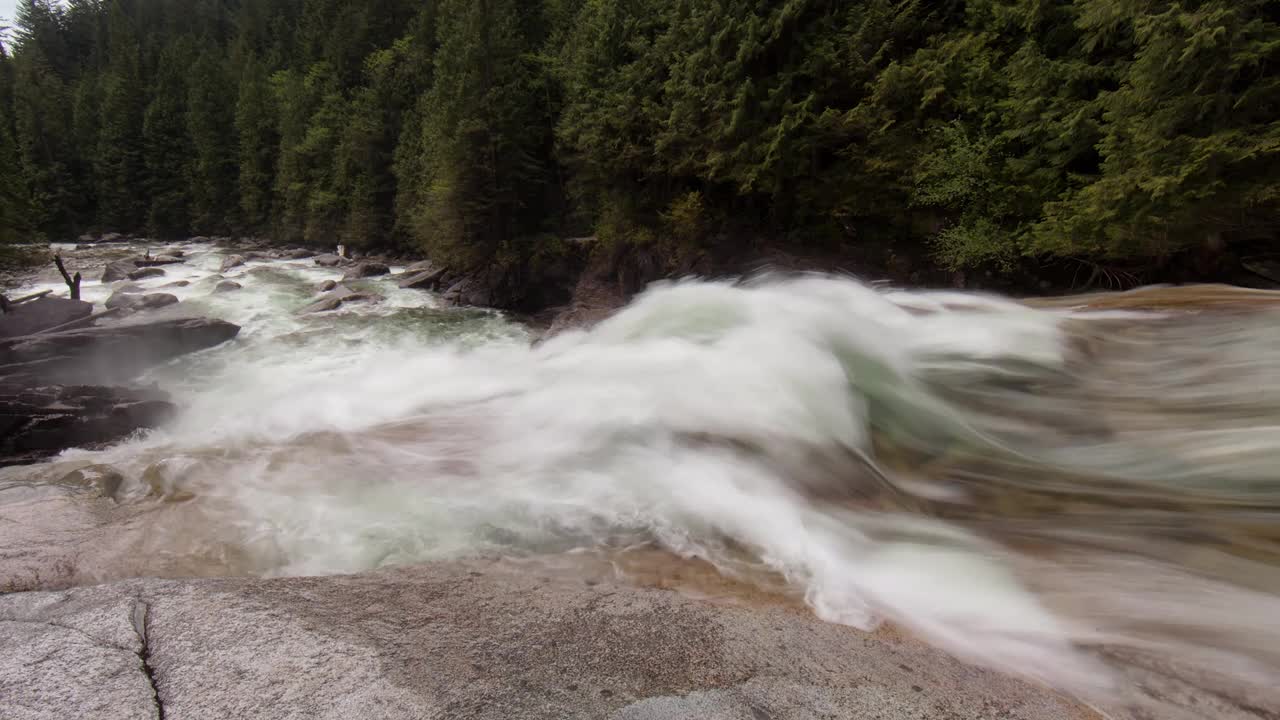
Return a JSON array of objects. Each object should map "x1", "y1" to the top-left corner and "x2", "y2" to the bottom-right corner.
[{"x1": 4, "y1": 240, "x2": 1280, "y2": 716}]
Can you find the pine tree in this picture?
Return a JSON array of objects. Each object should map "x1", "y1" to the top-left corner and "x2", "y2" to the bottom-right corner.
[
  {"x1": 186, "y1": 41, "x2": 238, "y2": 233},
  {"x1": 142, "y1": 38, "x2": 192, "y2": 237},
  {"x1": 94, "y1": 1, "x2": 146, "y2": 231},
  {"x1": 235, "y1": 52, "x2": 276, "y2": 231}
]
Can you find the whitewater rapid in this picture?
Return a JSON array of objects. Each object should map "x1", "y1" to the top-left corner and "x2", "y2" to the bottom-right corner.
[{"x1": 5, "y1": 242, "x2": 1280, "y2": 714}]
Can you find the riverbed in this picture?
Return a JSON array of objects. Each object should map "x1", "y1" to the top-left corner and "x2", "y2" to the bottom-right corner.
[{"x1": 3, "y1": 240, "x2": 1280, "y2": 718}]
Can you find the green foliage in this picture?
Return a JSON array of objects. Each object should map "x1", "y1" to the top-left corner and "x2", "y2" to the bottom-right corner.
[{"x1": 0, "y1": 0, "x2": 1276, "y2": 280}]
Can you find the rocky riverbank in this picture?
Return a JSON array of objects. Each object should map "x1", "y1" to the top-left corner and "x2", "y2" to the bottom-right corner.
[{"x1": 1, "y1": 558, "x2": 1103, "y2": 720}]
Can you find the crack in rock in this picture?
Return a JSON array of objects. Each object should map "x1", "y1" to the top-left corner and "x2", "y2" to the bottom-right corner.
[{"x1": 130, "y1": 600, "x2": 166, "y2": 720}]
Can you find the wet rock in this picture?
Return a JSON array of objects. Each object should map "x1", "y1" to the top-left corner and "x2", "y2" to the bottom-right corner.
[
  {"x1": 99, "y1": 232, "x2": 124, "y2": 243},
  {"x1": 55, "y1": 464, "x2": 126, "y2": 501},
  {"x1": 219, "y1": 255, "x2": 246, "y2": 272},
  {"x1": 0, "y1": 384, "x2": 175, "y2": 466},
  {"x1": 127, "y1": 267, "x2": 166, "y2": 281},
  {"x1": 402, "y1": 259, "x2": 437, "y2": 274},
  {"x1": 398, "y1": 265, "x2": 447, "y2": 291},
  {"x1": 342, "y1": 261, "x2": 390, "y2": 280},
  {"x1": 313, "y1": 254, "x2": 344, "y2": 267},
  {"x1": 160, "y1": 248, "x2": 185, "y2": 258},
  {"x1": 104, "y1": 291, "x2": 140, "y2": 310},
  {"x1": 442, "y1": 277, "x2": 493, "y2": 307},
  {"x1": 77, "y1": 233, "x2": 95, "y2": 244},
  {"x1": 137, "y1": 293, "x2": 178, "y2": 310},
  {"x1": 280, "y1": 248, "x2": 314, "y2": 260},
  {"x1": 161, "y1": 280, "x2": 191, "y2": 289},
  {"x1": 318, "y1": 279, "x2": 338, "y2": 292},
  {"x1": 101, "y1": 260, "x2": 135, "y2": 283},
  {"x1": 213, "y1": 280, "x2": 242, "y2": 293},
  {"x1": 0, "y1": 561, "x2": 1103, "y2": 720},
  {"x1": 0, "y1": 317, "x2": 241, "y2": 385},
  {"x1": 0, "y1": 297, "x2": 93, "y2": 338},
  {"x1": 298, "y1": 285, "x2": 382, "y2": 314},
  {"x1": 134, "y1": 256, "x2": 183, "y2": 267},
  {"x1": 105, "y1": 293, "x2": 178, "y2": 312}
]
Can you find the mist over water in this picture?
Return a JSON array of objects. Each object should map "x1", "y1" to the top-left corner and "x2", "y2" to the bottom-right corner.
[{"x1": 7, "y1": 242, "x2": 1280, "y2": 713}]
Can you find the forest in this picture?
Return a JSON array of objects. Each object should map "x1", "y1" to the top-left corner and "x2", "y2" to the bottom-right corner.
[{"x1": 0, "y1": 0, "x2": 1277, "y2": 283}]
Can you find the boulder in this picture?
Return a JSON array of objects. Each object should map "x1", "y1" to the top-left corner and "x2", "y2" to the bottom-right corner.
[
  {"x1": 127, "y1": 267, "x2": 166, "y2": 281},
  {"x1": 161, "y1": 280, "x2": 191, "y2": 289},
  {"x1": 0, "y1": 297, "x2": 93, "y2": 338},
  {"x1": 219, "y1": 255, "x2": 246, "y2": 272},
  {"x1": 298, "y1": 285, "x2": 382, "y2": 314},
  {"x1": 137, "y1": 293, "x2": 179, "y2": 310},
  {"x1": 280, "y1": 248, "x2": 315, "y2": 260},
  {"x1": 104, "y1": 292, "x2": 178, "y2": 312},
  {"x1": 0, "y1": 560, "x2": 1105, "y2": 720},
  {"x1": 0, "y1": 317, "x2": 241, "y2": 385},
  {"x1": 101, "y1": 260, "x2": 135, "y2": 283},
  {"x1": 318, "y1": 280, "x2": 338, "y2": 292},
  {"x1": 313, "y1": 254, "x2": 344, "y2": 267},
  {"x1": 342, "y1": 261, "x2": 390, "y2": 280},
  {"x1": 403, "y1": 259, "x2": 437, "y2": 274},
  {"x1": 160, "y1": 248, "x2": 185, "y2": 258},
  {"x1": 77, "y1": 233, "x2": 96, "y2": 244},
  {"x1": 213, "y1": 280, "x2": 242, "y2": 293},
  {"x1": 0, "y1": 384, "x2": 174, "y2": 466},
  {"x1": 99, "y1": 232, "x2": 124, "y2": 243},
  {"x1": 104, "y1": 291, "x2": 140, "y2": 310},
  {"x1": 55, "y1": 464, "x2": 127, "y2": 500},
  {"x1": 398, "y1": 265, "x2": 448, "y2": 291},
  {"x1": 442, "y1": 277, "x2": 493, "y2": 307}
]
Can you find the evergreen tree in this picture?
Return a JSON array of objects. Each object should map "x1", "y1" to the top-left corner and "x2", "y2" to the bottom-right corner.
[
  {"x1": 186, "y1": 41, "x2": 238, "y2": 233},
  {"x1": 235, "y1": 52, "x2": 276, "y2": 231},
  {"x1": 94, "y1": 2, "x2": 146, "y2": 231},
  {"x1": 142, "y1": 38, "x2": 192, "y2": 237}
]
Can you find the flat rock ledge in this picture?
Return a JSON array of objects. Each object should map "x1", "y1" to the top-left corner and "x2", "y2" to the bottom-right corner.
[{"x1": 0, "y1": 560, "x2": 1101, "y2": 720}]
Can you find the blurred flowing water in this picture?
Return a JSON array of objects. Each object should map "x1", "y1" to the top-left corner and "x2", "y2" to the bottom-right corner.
[{"x1": 5, "y1": 242, "x2": 1280, "y2": 716}]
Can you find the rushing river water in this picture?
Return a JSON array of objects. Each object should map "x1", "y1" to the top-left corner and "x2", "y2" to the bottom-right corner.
[{"x1": 4, "y1": 241, "x2": 1280, "y2": 715}]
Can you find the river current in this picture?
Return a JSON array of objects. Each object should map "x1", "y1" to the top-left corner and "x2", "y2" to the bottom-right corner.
[{"x1": 4, "y1": 241, "x2": 1280, "y2": 716}]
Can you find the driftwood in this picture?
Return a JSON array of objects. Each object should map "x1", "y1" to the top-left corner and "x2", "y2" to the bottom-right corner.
[
  {"x1": 0, "y1": 306, "x2": 124, "y2": 347},
  {"x1": 53, "y1": 254, "x2": 82, "y2": 300},
  {"x1": 0, "y1": 289, "x2": 53, "y2": 313}
]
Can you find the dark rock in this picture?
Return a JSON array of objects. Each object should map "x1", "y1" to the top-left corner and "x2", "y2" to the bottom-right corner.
[
  {"x1": 281, "y1": 248, "x2": 315, "y2": 260},
  {"x1": 213, "y1": 280, "x2": 242, "y2": 293},
  {"x1": 77, "y1": 233, "x2": 95, "y2": 244},
  {"x1": 161, "y1": 280, "x2": 191, "y2": 289},
  {"x1": 318, "y1": 280, "x2": 338, "y2": 292},
  {"x1": 101, "y1": 260, "x2": 135, "y2": 283},
  {"x1": 298, "y1": 285, "x2": 382, "y2": 314},
  {"x1": 342, "y1": 262, "x2": 390, "y2": 280},
  {"x1": 0, "y1": 384, "x2": 175, "y2": 466},
  {"x1": 134, "y1": 256, "x2": 183, "y2": 267},
  {"x1": 127, "y1": 267, "x2": 166, "y2": 281},
  {"x1": 99, "y1": 232, "x2": 124, "y2": 243},
  {"x1": 0, "y1": 317, "x2": 241, "y2": 385},
  {"x1": 104, "y1": 292, "x2": 140, "y2": 310},
  {"x1": 403, "y1": 259, "x2": 436, "y2": 274},
  {"x1": 137, "y1": 293, "x2": 178, "y2": 309},
  {"x1": 398, "y1": 265, "x2": 447, "y2": 291},
  {"x1": 0, "y1": 298, "x2": 93, "y2": 338},
  {"x1": 219, "y1": 255, "x2": 246, "y2": 272},
  {"x1": 442, "y1": 277, "x2": 492, "y2": 307},
  {"x1": 161, "y1": 248, "x2": 185, "y2": 258},
  {"x1": 314, "y1": 254, "x2": 344, "y2": 267},
  {"x1": 103, "y1": 292, "x2": 178, "y2": 312}
]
